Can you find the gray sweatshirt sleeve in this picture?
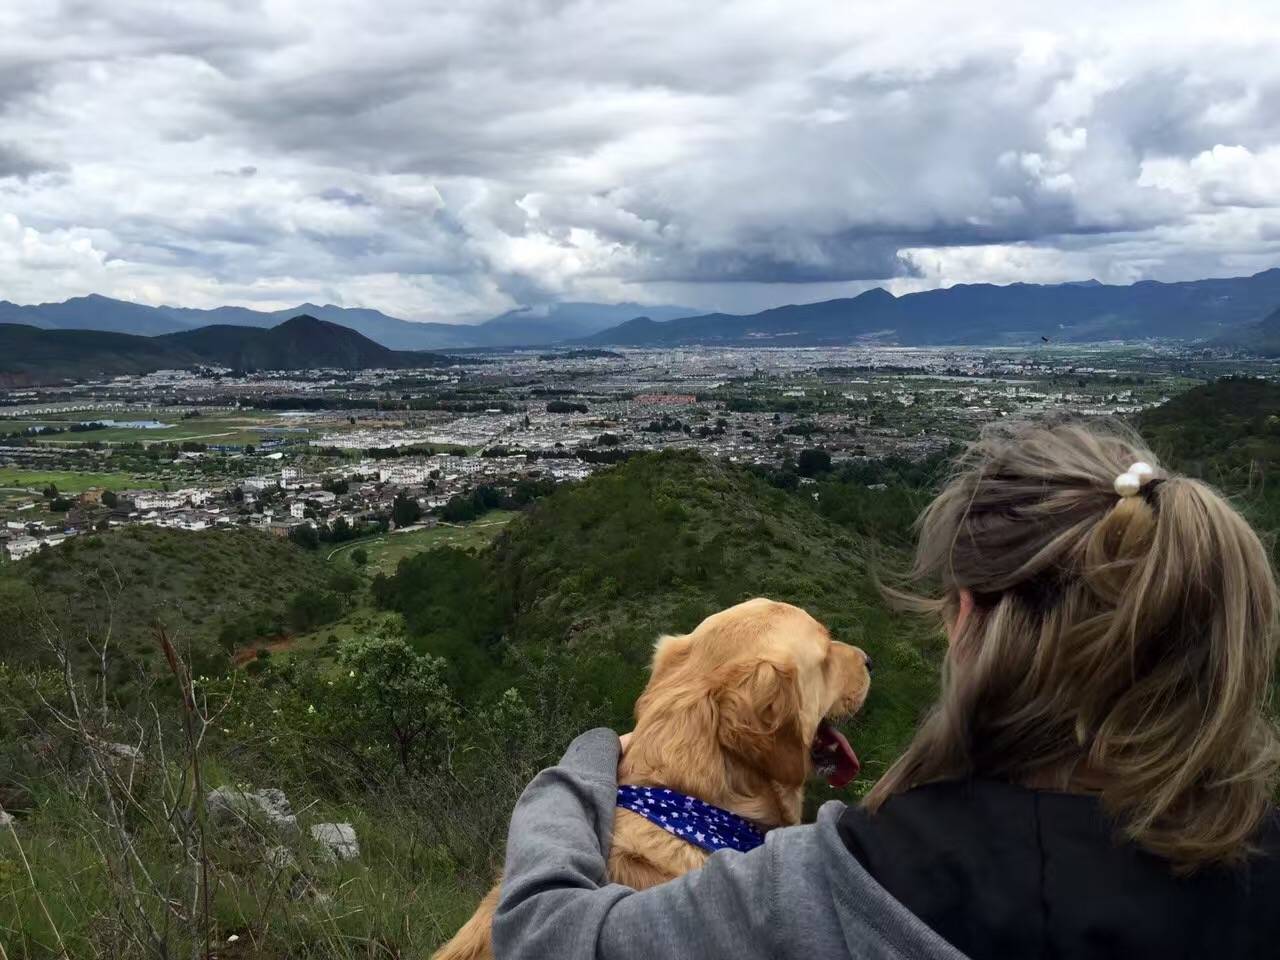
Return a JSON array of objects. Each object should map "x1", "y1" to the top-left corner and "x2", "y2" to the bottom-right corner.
[{"x1": 491, "y1": 727, "x2": 780, "y2": 960}]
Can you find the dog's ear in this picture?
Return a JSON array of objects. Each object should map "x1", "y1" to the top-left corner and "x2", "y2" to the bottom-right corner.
[
  {"x1": 714, "y1": 655, "x2": 807, "y2": 787},
  {"x1": 634, "y1": 633, "x2": 693, "y2": 722},
  {"x1": 650, "y1": 633, "x2": 693, "y2": 681}
]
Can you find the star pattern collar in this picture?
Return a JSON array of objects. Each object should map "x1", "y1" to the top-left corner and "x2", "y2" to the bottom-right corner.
[{"x1": 616, "y1": 784, "x2": 766, "y2": 854}]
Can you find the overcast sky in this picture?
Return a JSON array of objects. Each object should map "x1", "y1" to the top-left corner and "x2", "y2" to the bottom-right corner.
[{"x1": 2, "y1": 1, "x2": 1280, "y2": 323}]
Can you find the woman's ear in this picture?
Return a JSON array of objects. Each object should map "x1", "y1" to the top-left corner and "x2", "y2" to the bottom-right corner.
[{"x1": 714, "y1": 656, "x2": 807, "y2": 787}]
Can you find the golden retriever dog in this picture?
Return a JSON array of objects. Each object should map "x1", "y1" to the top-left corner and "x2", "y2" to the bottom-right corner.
[{"x1": 432, "y1": 597, "x2": 871, "y2": 960}]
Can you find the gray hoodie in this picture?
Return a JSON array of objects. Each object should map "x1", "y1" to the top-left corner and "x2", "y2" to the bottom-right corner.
[{"x1": 492, "y1": 728, "x2": 967, "y2": 960}]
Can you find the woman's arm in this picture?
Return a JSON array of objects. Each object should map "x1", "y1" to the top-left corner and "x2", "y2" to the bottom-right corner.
[{"x1": 491, "y1": 728, "x2": 779, "y2": 960}]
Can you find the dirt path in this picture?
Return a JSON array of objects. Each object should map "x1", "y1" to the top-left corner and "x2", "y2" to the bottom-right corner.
[{"x1": 232, "y1": 635, "x2": 296, "y2": 667}]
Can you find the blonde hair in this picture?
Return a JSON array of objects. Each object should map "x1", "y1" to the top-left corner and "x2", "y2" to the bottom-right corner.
[{"x1": 865, "y1": 417, "x2": 1280, "y2": 869}]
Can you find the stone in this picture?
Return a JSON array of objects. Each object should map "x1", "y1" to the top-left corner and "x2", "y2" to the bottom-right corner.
[
  {"x1": 310, "y1": 822, "x2": 360, "y2": 862},
  {"x1": 95, "y1": 740, "x2": 144, "y2": 763},
  {"x1": 264, "y1": 844, "x2": 297, "y2": 873},
  {"x1": 206, "y1": 786, "x2": 299, "y2": 838}
]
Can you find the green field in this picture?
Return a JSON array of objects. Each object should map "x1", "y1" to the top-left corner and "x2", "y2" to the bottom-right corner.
[
  {"x1": 2, "y1": 410, "x2": 328, "y2": 448},
  {"x1": 328, "y1": 511, "x2": 518, "y2": 574},
  {"x1": 0, "y1": 468, "x2": 165, "y2": 493}
]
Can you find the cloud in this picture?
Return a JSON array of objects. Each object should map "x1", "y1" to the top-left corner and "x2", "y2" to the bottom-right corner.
[{"x1": 0, "y1": 0, "x2": 1279, "y2": 320}]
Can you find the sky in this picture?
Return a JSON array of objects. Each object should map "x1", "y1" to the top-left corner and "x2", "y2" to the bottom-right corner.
[{"x1": 2, "y1": 1, "x2": 1280, "y2": 324}]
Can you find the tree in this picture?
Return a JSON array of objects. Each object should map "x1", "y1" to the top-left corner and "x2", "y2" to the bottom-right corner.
[
  {"x1": 287, "y1": 587, "x2": 341, "y2": 631},
  {"x1": 290, "y1": 523, "x2": 320, "y2": 550},
  {"x1": 392, "y1": 492, "x2": 422, "y2": 528},
  {"x1": 797, "y1": 448, "x2": 833, "y2": 478},
  {"x1": 351, "y1": 547, "x2": 368, "y2": 567},
  {"x1": 42, "y1": 483, "x2": 58, "y2": 499},
  {"x1": 336, "y1": 637, "x2": 455, "y2": 774},
  {"x1": 101, "y1": 489, "x2": 118, "y2": 509},
  {"x1": 326, "y1": 568, "x2": 361, "y2": 597}
]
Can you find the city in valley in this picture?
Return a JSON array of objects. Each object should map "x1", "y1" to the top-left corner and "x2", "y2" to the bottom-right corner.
[{"x1": 1, "y1": 342, "x2": 1269, "y2": 565}]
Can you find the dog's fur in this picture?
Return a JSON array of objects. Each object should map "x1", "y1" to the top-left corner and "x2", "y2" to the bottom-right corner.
[{"x1": 432, "y1": 597, "x2": 871, "y2": 960}]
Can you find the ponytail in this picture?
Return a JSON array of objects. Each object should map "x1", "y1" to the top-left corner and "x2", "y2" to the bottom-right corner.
[{"x1": 867, "y1": 419, "x2": 1279, "y2": 869}]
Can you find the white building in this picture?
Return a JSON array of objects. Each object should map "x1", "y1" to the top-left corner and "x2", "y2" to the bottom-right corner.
[
  {"x1": 133, "y1": 492, "x2": 184, "y2": 511},
  {"x1": 379, "y1": 463, "x2": 432, "y2": 485},
  {"x1": 3, "y1": 536, "x2": 42, "y2": 561}
]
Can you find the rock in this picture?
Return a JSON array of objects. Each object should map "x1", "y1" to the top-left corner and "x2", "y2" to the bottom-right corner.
[
  {"x1": 206, "y1": 786, "x2": 299, "y2": 838},
  {"x1": 287, "y1": 873, "x2": 333, "y2": 905},
  {"x1": 92, "y1": 740, "x2": 144, "y2": 764},
  {"x1": 264, "y1": 845, "x2": 297, "y2": 873},
  {"x1": 310, "y1": 822, "x2": 360, "y2": 862},
  {"x1": 0, "y1": 810, "x2": 14, "y2": 828}
]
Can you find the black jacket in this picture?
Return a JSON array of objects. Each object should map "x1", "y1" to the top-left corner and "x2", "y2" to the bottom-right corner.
[{"x1": 838, "y1": 779, "x2": 1280, "y2": 959}]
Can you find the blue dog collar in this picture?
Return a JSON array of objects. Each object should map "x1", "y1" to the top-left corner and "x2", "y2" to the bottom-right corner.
[{"x1": 617, "y1": 785, "x2": 766, "y2": 854}]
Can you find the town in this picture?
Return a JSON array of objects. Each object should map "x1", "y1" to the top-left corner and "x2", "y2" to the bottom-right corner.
[{"x1": 0, "y1": 343, "x2": 1270, "y2": 562}]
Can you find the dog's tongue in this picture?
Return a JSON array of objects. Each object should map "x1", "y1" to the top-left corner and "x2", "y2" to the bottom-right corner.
[{"x1": 816, "y1": 722, "x2": 860, "y2": 789}]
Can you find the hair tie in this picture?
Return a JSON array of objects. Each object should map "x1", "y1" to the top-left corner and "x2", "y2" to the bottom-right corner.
[{"x1": 1114, "y1": 461, "x2": 1155, "y2": 497}]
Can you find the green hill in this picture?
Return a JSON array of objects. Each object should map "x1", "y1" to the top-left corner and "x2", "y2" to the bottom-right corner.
[
  {"x1": 0, "y1": 315, "x2": 469, "y2": 384},
  {"x1": 162, "y1": 314, "x2": 429, "y2": 371},
  {"x1": 0, "y1": 323, "x2": 201, "y2": 385},
  {"x1": 1138, "y1": 377, "x2": 1280, "y2": 480},
  {"x1": 375, "y1": 451, "x2": 944, "y2": 786},
  {"x1": 0, "y1": 525, "x2": 332, "y2": 683}
]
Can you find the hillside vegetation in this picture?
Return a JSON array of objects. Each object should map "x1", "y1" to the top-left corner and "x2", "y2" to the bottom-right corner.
[
  {"x1": 0, "y1": 526, "x2": 334, "y2": 684},
  {"x1": 3, "y1": 385, "x2": 1279, "y2": 959},
  {"x1": 1138, "y1": 376, "x2": 1280, "y2": 545},
  {"x1": 0, "y1": 314, "x2": 467, "y2": 384}
]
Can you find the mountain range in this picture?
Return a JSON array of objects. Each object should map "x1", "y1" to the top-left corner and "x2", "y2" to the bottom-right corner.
[
  {"x1": 0, "y1": 315, "x2": 469, "y2": 386},
  {"x1": 0, "y1": 296, "x2": 697, "y2": 350},
  {"x1": 5, "y1": 268, "x2": 1280, "y2": 376},
  {"x1": 579, "y1": 268, "x2": 1280, "y2": 347}
]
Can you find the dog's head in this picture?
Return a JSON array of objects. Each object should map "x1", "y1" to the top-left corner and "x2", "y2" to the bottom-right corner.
[{"x1": 632, "y1": 598, "x2": 870, "y2": 794}]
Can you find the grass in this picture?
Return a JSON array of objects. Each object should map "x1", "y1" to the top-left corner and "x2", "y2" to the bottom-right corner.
[
  {"x1": 329, "y1": 511, "x2": 517, "y2": 576},
  {"x1": 0, "y1": 525, "x2": 331, "y2": 679},
  {"x1": 0, "y1": 773, "x2": 485, "y2": 959},
  {"x1": 0, "y1": 469, "x2": 166, "y2": 493},
  {"x1": 4, "y1": 411, "x2": 319, "y2": 449}
]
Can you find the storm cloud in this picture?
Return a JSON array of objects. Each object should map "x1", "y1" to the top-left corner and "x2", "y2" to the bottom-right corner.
[{"x1": 2, "y1": 0, "x2": 1280, "y2": 320}]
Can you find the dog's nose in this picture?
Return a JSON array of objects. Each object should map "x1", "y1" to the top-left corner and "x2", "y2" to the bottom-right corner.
[{"x1": 864, "y1": 653, "x2": 873, "y2": 674}]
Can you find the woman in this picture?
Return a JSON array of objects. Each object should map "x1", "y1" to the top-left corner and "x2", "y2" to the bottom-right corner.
[{"x1": 491, "y1": 419, "x2": 1280, "y2": 959}]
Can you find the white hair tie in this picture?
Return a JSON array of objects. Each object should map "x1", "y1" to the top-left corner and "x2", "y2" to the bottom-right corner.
[{"x1": 1114, "y1": 461, "x2": 1155, "y2": 497}]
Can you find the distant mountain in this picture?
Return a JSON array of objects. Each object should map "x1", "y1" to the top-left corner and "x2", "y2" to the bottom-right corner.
[
  {"x1": 0, "y1": 294, "x2": 191, "y2": 336},
  {"x1": 0, "y1": 315, "x2": 470, "y2": 385},
  {"x1": 0, "y1": 295, "x2": 697, "y2": 349},
  {"x1": 161, "y1": 314, "x2": 416, "y2": 370},
  {"x1": 1221, "y1": 304, "x2": 1280, "y2": 356},
  {"x1": 162, "y1": 302, "x2": 482, "y2": 350},
  {"x1": 474, "y1": 302, "x2": 697, "y2": 347},
  {"x1": 580, "y1": 269, "x2": 1280, "y2": 347}
]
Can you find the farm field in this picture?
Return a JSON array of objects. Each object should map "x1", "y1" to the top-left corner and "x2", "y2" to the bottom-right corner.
[
  {"x1": 0, "y1": 468, "x2": 166, "y2": 493},
  {"x1": 327, "y1": 510, "x2": 518, "y2": 575},
  {"x1": 2, "y1": 410, "x2": 340, "y2": 448}
]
